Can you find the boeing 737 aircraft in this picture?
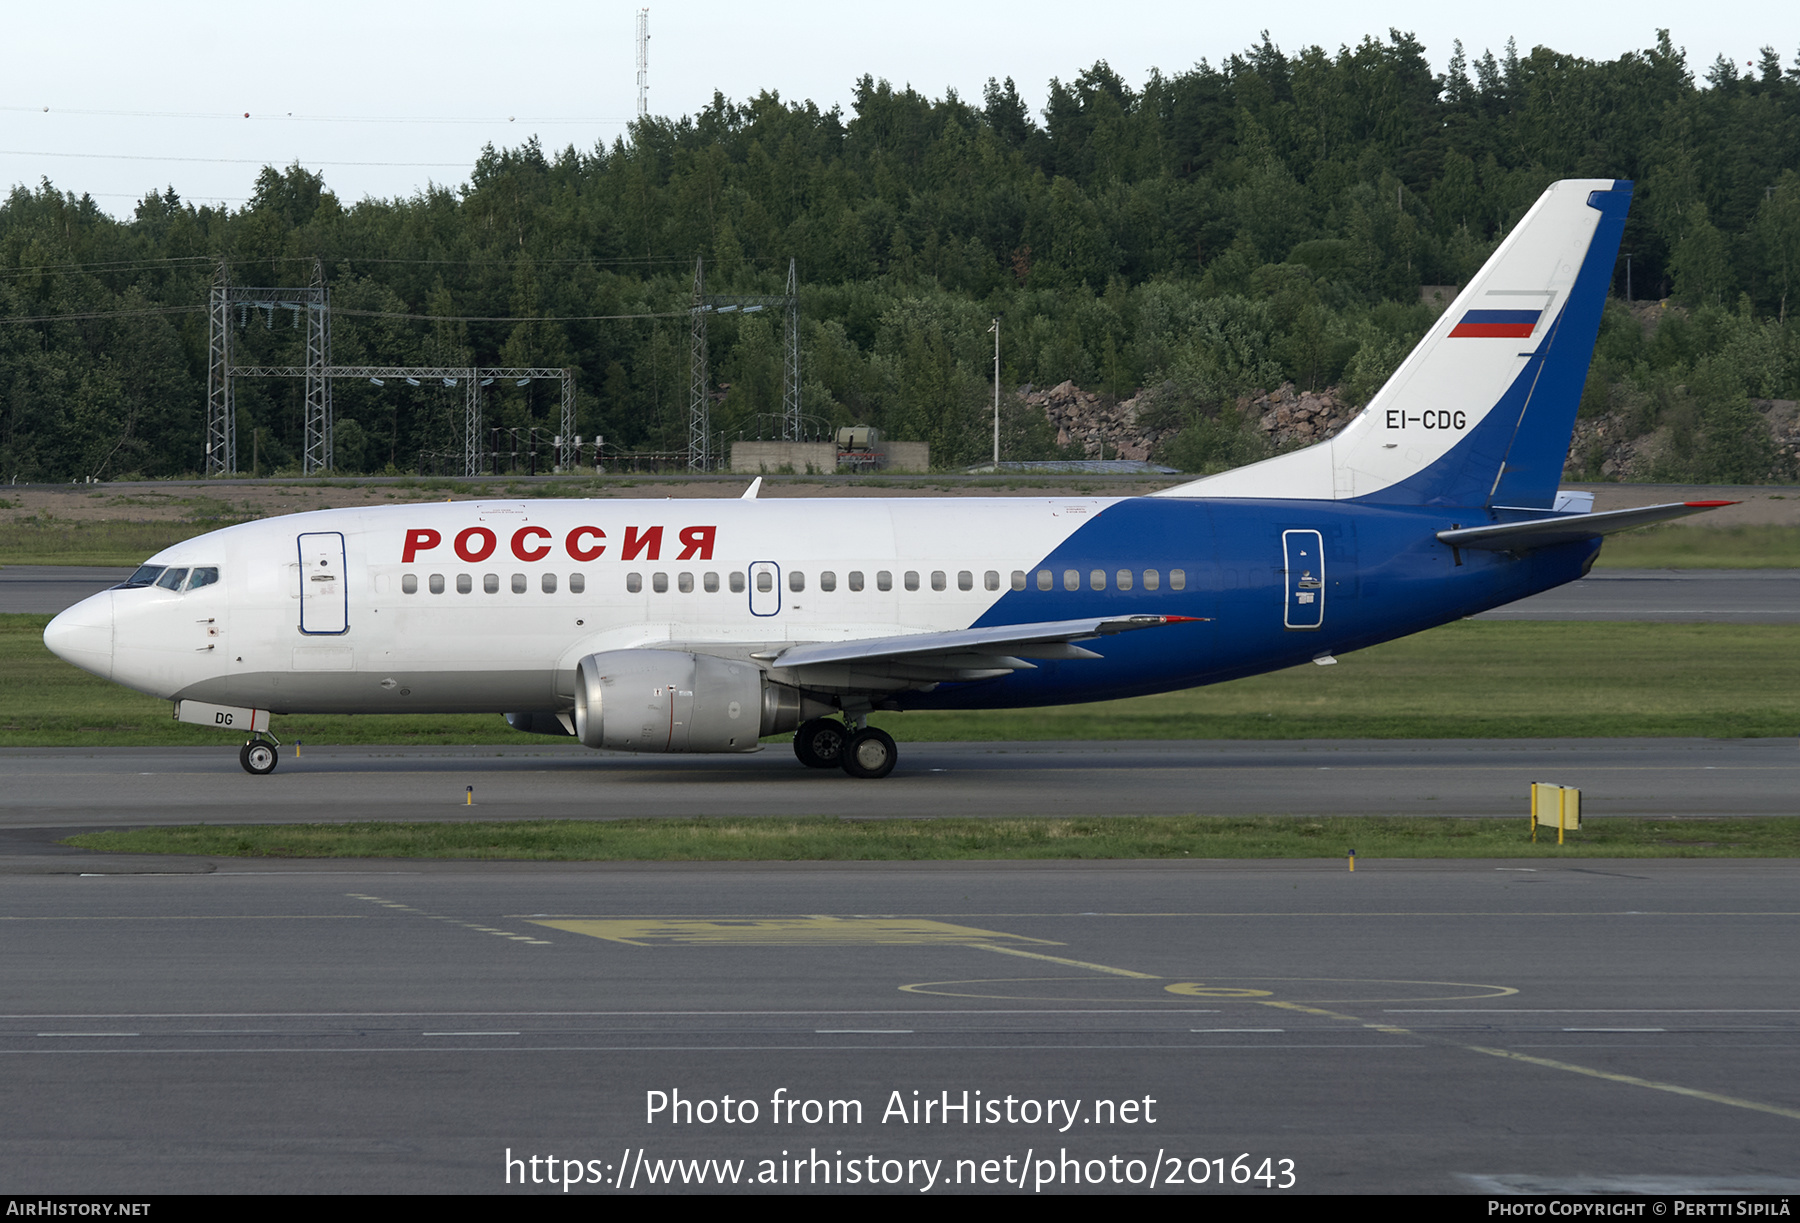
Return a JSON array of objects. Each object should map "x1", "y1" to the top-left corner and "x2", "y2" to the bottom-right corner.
[{"x1": 44, "y1": 179, "x2": 1726, "y2": 778}]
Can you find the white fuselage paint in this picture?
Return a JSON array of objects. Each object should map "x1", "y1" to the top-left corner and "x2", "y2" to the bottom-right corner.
[{"x1": 64, "y1": 497, "x2": 1111, "y2": 715}]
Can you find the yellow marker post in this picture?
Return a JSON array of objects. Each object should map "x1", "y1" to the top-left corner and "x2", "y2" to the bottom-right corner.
[
  {"x1": 294, "y1": 739, "x2": 302, "y2": 759},
  {"x1": 1530, "y1": 782, "x2": 1580, "y2": 844},
  {"x1": 1348, "y1": 849, "x2": 1356, "y2": 872},
  {"x1": 465, "y1": 785, "x2": 473, "y2": 806},
  {"x1": 1558, "y1": 785, "x2": 1581, "y2": 845}
]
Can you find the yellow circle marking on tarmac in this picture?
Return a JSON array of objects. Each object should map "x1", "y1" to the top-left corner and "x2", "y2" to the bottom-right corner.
[{"x1": 1165, "y1": 983, "x2": 1275, "y2": 997}]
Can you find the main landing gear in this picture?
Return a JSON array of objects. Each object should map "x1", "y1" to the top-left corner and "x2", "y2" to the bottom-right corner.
[
  {"x1": 792, "y1": 716, "x2": 897, "y2": 780},
  {"x1": 239, "y1": 737, "x2": 279, "y2": 776}
]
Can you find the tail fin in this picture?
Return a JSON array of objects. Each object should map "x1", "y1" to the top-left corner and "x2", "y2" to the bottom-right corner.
[{"x1": 1154, "y1": 179, "x2": 1632, "y2": 508}]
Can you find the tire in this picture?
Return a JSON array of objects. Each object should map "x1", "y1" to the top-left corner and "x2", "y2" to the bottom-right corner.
[
  {"x1": 841, "y1": 727, "x2": 897, "y2": 779},
  {"x1": 793, "y1": 717, "x2": 847, "y2": 769},
  {"x1": 240, "y1": 741, "x2": 278, "y2": 776}
]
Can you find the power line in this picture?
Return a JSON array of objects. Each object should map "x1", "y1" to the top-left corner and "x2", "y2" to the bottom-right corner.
[
  {"x1": 333, "y1": 307, "x2": 684, "y2": 322},
  {"x1": 0, "y1": 304, "x2": 684, "y2": 325},
  {"x1": 2, "y1": 148, "x2": 470, "y2": 168},
  {"x1": 0, "y1": 256, "x2": 216, "y2": 276},
  {"x1": 0, "y1": 305, "x2": 204, "y2": 324},
  {"x1": 2, "y1": 105, "x2": 631, "y2": 126},
  {"x1": 0, "y1": 254, "x2": 695, "y2": 282}
]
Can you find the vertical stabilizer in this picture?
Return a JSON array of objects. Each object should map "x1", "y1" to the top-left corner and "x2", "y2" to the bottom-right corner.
[{"x1": 1154, "y1": 179, "x2": 1632, "y2": 508}]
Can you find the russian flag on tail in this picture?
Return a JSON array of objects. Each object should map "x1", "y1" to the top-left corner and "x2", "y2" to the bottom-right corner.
[{"x1": 1450, "y1": 309, "x2": 1542, "y2": 338}]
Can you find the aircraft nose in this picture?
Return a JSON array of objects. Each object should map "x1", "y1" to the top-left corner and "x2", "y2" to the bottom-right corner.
[{"x1": 44, "y1": 591, "x2": 115, "y2": 680}]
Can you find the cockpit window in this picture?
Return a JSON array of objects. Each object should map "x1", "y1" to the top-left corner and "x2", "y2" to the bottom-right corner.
[
  {"x1": 186, "y1": 567, "x2": 220, "y2": 591},
  {"x1": 154, "y1": 568, "x2": 190, "y2": 591},
  {"x1": 119, "y1": 565, "x2": 165, "y2": 589}
]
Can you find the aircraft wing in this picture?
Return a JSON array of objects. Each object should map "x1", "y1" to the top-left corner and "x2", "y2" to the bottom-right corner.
[
  {"x1": 1436, "y1": 501, "x2": 1734, "y2": 552},
  {"x1": 749, "y1": 614, "x2": 1204, "y2": 688}
]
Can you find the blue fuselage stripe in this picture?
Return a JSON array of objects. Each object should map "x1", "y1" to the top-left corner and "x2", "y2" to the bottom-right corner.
[{"x1": 904, "y1": 498, "x2": 1594, "y2": 710}]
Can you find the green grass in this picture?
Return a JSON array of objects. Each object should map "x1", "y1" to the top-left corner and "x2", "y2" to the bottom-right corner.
[
  {"x1": 1592, "y1": 523, "x2": 1800, "y2": 568},
  {"x1": 62, "y1": 815, "x2": 1800, "y2": 861},
  {"x1": 7, "y1": 614, "x2": 1800, "y2": 746},
  {"x1": 0, "y1": 518, "x2": 246, "y2": 566}
]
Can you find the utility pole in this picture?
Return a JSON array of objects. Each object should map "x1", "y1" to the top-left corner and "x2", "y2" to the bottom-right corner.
[
  {"x1": 636, "y1": 9, "x2": 649, "y2": 119},
  {"x1": 988, "y1": 318, "x2": 1000, "y2": 470}
]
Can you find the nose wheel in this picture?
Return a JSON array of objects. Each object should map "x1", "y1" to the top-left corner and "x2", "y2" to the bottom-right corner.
[{"x1": 239, "y1": 739, "x2": 279, "y2": 776}]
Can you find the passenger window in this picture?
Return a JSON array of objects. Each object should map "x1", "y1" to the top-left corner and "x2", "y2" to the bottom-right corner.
[
  {"x1": 1037, "y1": 570, "x2": 1052, "y2": 591},
  {"x1": 985, "y1": 571, "x2": 1000, "y2": 591},
  {"x1": 678, "y1": 572, "x2": 694, "y2": 593},
  {"x1": 187, "y1": 567, "x2": 220, "y2": 590},
  {"x1": 402, "y1": 574, "x2": 418, "y2": 594},
  {"x1": 905, "y1": 571, "x2": 920, "y2": 591},
  {"x1": 541, "y1": 573, "x2": 557, "y2": 594},
  {"x1": 789, "y1": 571, "x2": 805, "y2": 593},
  {"x1": 1143, "y1": 569, "x2": 1159, "y2": 591},
  {"x1": 483, "y1": 574, "x2": 499, "y2": 594},
  {"x1": 756, "y1": 570, "x2": 773, "y2": 593},
  {"x1": 1090, "y1": 569, "x2": 1106, "y2": 591},
  {"x1": 653, "y1": 572, "x2": 668, "y2": 593},
  {"x1": 1063, "y1": 570, "x2": 1079, "y2": 592},
  {"x1": 626, "y1": 573, "x2": 642, "y2": 593},
  {"x1": 956, "y1": 570, "x2": 972, "y2": 592},
  {"x1": 1011, "y1": 570, "x2": 1026, "y2": 591},
  {"x1": 511, "y1": 574, "x2": 527, "y2": 594},
  {"x1": 931, "y1": 571, "x2": 946, "y2": 591},
  {"x1": 429, "y1": 574, "x2": 445, "y2": 594},
  {"x1": 1170, "y1": 569, "x2": 1187, "y2": 590},
  {"x1": 730, "y1": 572, "x2": 746, "y2": 593},
  {"x1": 820, "y1": 571, "x2": 836, "y2": 592},
  {"x1": 155, "y1": 568, "x2": 189, "y2": 591},
  {"x1": 456, "y1": 574, "x2": 472, "y2": 594},
  {"x1": 703, "y1": 572, "x2": 719, "y2": 593},
  {"x1": 568, "y1": 573, "x2": 584, "y2": 594},
  {"x1": 877, "y1": 571, "x2": 893, "y2": 591},
  {"x1": 849, "y1": 571, "x2": 864, "y2": 591},
  {"x1": 1116, "y1": 569, "x2": 1133, "y2": 591}
]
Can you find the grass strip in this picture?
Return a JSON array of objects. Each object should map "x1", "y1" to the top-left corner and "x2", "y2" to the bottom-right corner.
[
  {"x1": 1590, "y1": 523, "x2": 1800, "y2": 569},
  {"x1": 62, "y1": 815, "x2": 1800, "y2": 861},
  {"x1": 9, "y1": 615, "x2": 1800, "y2": 746}
]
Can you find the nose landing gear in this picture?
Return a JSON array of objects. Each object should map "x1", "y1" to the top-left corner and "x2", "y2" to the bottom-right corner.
[{"x1": 239, "y1": 737, "x2": 280, "y2": 775}]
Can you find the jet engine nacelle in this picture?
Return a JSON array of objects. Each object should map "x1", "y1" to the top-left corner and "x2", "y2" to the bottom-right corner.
[{"x1": 572, "y1": 649, "x2": 826, "y2": 753}]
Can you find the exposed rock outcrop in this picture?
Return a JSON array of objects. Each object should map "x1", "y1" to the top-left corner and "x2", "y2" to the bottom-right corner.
[{"x1": 1023, "y1": 379, "x2": 1360, "y2": 461}]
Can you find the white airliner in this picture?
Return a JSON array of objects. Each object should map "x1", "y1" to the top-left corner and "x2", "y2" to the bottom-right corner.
[{"x1": 44, "y1": 179, "x2": 1725, "y2": 778}]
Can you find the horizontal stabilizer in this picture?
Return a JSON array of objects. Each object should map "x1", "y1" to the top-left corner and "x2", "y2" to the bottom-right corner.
[{"x1": 1435, "y1": 501, "x2": 1734, "y2": 552}]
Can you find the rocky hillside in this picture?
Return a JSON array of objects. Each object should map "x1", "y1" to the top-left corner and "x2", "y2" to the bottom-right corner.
[
  {"x1": 1026, "y1": 379, "x2": 1358, "y2": 462},
  {"x1": 1032, "y1": 376, "x2": 1800, "y2": 481}
]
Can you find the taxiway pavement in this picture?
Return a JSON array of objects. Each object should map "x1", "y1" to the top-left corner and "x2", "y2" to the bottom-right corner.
[
  {"x1": 2, "y1": 859, "x2": 1796, "y2": 1194},
  {"x1": 2, "y1": 737, "x2": 1796, "y2": 833}
]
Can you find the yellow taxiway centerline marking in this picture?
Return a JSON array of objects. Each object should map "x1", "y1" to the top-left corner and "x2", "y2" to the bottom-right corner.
[
  {"x1": 961, "y1": 943, "x2": 1160, "y2": 978},
  {"x1": 1461, "y1": 1046, "x2": 1800, "y2": 1122},
  {"x1": 528, "y1": 917, "x2": 1062, "y2": 947},
  {"x1": 1252, "y1": 1000, "x2": 1800, "y2": 1123}
]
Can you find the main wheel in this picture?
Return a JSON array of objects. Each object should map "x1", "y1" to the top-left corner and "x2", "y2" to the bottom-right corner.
[
  {"x1": 793, "y1": 717, "x2": 847, "y2": 769},
  {"x1": 239, "y1": 740, "x2": 278, "y2": 776},
  {"x1": 841, "y1": 727, "x2": 897, "y2": 779}
]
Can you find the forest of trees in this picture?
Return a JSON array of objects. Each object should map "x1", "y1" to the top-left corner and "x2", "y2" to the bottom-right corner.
[{"x1": 3, "y1": 29, "x2": 1800, "y2": 482}]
